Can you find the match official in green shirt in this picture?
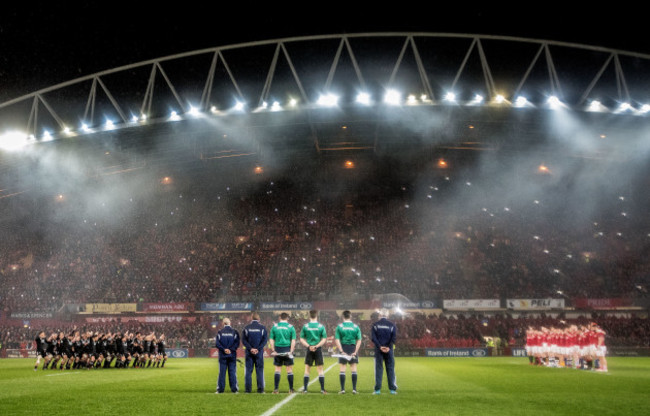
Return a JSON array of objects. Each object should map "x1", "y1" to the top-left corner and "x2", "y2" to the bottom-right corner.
[
  {"x1": 269, "y1": 312, "x2": 297, "y2": 393},
  {"x1": 335, "y1": 310, "x2": 362, "y2": 394},
  {"x1": 299, "y1": 310, "x2": 328, "y2": 394}
]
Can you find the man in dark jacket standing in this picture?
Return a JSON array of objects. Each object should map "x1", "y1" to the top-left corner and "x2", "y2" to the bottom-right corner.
[
  {"x1": 242, "y1": 312, "x2": 268, "y2": 393},
  {"x1": 371, "y1": 309, "x2": 398, "y2": 395},
  {"x1": 215, "y1": 317, "x2": 241, "y2": 394}
]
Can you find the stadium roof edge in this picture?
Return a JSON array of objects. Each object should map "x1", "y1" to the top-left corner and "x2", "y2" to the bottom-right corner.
[{"x1": 2, "y1": 32, "x2": 650, "y2": 111}]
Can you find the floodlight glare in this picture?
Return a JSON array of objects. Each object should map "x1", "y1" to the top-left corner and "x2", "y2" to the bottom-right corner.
[
  {"x1": 547, "y1": 95, "x2": 562, "y2": 109},
  {"x1": 131, "y1": 115, "x2": 139, "y2": 122},
  {"x1": 406, "y1": 94, "x2": 417, "y2": 105},
  {"x1": 105, "y1": 120, "x2": 115, "y2": 129},
  {"x1": 169, "y1": 111, "x2": 181, "y2": 121},
  {"x1": 514, "y1": 96, "x2": 528, "y2": 107},
  {"x1": 588, "y1": 100, "x2": 602, "y2": 112},
  {"x1": 271, "y1": 101, "x2": 281, "y2": 111},
  {"x1": 640, "y1": 104, "x2": 650, "y2": 113},
  {"x1": 188, "y1": 106, "x2": 200, "y2": 116},
  {"x1": 81, "y1": 123, "x2": 91, "y2": 132},
  {"x1": 289, "y1": 98, "x2": 298, "y2": 107},
  {"x1": 0, "y1": 131, "x2": 29, "y2": 151},
  {"x1": 494, "y1": 94, "x2": 505, "y2": 104},
  {"x1": 356, "y1": 92, "x2": 371, "y2": 105},
  {"x1": 317, "y1": 93, "x2": 339, "y2": 107},
  {"x1": 473, "y1": 94, "x2": 484, "y2": 103},
  {"x1": 618, "y1": 102, "x2": 632, "y2": 112},
  {"x1": 384, "y1": 89, "x2": 401, "y2": 106},
  {"x1": 234, "y1": 101, "x2": 245, "y2": 111},
  {"x1": 444, "y1": 92, "x2": 456, "y2": 102}
]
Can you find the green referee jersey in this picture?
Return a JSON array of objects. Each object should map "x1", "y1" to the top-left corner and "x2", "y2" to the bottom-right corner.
[
  {"x1": 335, "y1": 321, "x2": 361, "y2": 345},
  {"x1": 269, "y1": 321, "x2": 296, "y2": 347},
  {"x1": 300, "y1": 321, "x2": 327, "y2": 346}
]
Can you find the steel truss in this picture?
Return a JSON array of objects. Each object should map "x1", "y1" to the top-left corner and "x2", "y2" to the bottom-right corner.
[{"x1": 2, "y1": 32, "x2": 649, "y2": 140}]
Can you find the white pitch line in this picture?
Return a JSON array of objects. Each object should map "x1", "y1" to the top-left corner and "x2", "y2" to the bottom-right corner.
[
  {"x1": 45, "y1": 372, "x2": 79, "y2": 377},
  {"x1": 259, "y1": 362, "x2": 337, "y2": 416}
]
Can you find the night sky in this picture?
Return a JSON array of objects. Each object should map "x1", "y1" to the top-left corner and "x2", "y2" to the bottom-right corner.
[{"x1": 0, "y1": 2, "x2": 642, "y2": 102}]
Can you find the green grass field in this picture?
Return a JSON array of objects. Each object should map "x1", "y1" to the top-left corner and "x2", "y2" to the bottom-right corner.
[{"x1": 1, "y1": 357, "x2": 649, "y2": 415}]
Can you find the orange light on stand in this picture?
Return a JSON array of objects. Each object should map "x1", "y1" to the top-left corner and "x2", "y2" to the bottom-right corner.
[
  {"x1": 344, "y1": 160, "x2": 355, "y2": 169},
  {"x1": 437, "y1": 158, "x2": 448, "y2": 168},
  {"x1": 161, "y1": 176, "x2": 173, "y2": 185},
  {"x1": 538, "y1": 164, "x2": 550, "y2": 174},
  {"x1": 254, "y1": 166, "x2": 264, "y2": 174}
]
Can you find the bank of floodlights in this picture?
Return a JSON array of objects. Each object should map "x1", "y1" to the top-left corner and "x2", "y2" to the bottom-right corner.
[{"x1": 383, "y1": 89, "x2": 401, "y2": 106}]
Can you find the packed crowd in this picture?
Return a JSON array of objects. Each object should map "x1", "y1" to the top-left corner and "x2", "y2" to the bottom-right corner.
[{"x1": 1, "y1": 159, "x2": 650, "y2": 314}]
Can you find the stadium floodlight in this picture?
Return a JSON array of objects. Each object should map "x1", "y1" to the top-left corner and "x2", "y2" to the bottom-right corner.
[
  {"x1": 640, "y1": 104, "x2": 650, "y2": 114},
  {"x1": 169, "y1": 111, "x2": 181, "y2": 121},
  {"x1": 617, "y1": 102, "x2": 632, "y2": 113},
  {"x1": 0, "y1": 131, "x2": 29, "y2": 151},
  {"x1": 406, "y1": 94, "x2": 418, "y2": 105},
  {"x1": 317, "y1": 93, "x2": 339, "y2": 107},
  {"x1": 383, "y1": 89, "x2": 401, "y2": 106},
  {"x1": 105, "y1": 119, "x2": 115, "y2": 130},
  {"x1": 588, "y1": 100, "x2": 603, "y2": 112},
  {"x1": 188, "y1": 105, "x2": 201, "y2": 116},
  {"x1": 444, "y1": 92, "x2": 456, "y2": 102},
  {"x1": 62, "y1": 126, "x2": 71, "y2": 134},
  {"x1": 131, "y1": 115, "x2": 139, "y2": 122},
  {"x1": 271, "y1": 101, "x2": 282, "y2": 111},
  {"x1": 233, "y1": 101, "x2": 245, "y2": 111},
  {"x1": 514, "y1": 96, "x2": 528, "y2": 107},
  {"x1": 42, "y1": 130, "x2": 52, "y2": 141},
  {"x1": 288, "y1": 98, "x2": 298, "y2": 107},
  {"x1": 141, "y1": 114, "x2": 148, "y2": 121},
  {"x1": 356, "y1": 92, "x2": 371, "y2": 105},
  {"x1": 547, "y1": 95, "x2": 562, "y2": 109},
  {"x1": 494, "y1": 94, "x2": 505, "y2": 104}
]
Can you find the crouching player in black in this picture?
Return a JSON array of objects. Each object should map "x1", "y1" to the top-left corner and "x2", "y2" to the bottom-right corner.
[
  {"x1": 57, "y1": 331, "x2": 72, "y2": 370},
  {"x1": 156, "y1": 334, "x2": 167, "y2": 368},
  {"x1": 115, "y1": 333, "x2": 131, "y2": 368},
  {"x1": 34, "y1": 331, "x2": 51, "y2": 371}
]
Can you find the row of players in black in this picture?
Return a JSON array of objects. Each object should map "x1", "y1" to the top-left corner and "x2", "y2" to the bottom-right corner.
[{"x1": 33, "y1": 329, "x2": 167, "y2": 370}]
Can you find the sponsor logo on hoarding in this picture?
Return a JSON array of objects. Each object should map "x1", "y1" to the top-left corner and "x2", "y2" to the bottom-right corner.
[
  {"x1": 425, "y1": 348, "x2": 489, "y2": 357},
  {"x1": 168, "y1": 349, "x2": 189, "y2": 358}
]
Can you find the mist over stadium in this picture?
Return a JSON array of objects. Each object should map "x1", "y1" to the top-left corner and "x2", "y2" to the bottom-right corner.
[{"x1": 1, "y1": 30, "x2": 650, "y2": 369}]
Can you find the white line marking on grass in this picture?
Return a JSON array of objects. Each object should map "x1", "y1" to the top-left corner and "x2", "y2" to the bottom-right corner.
[
  {"x1": 259, "y1": 362, "x2": 337, "y2": 416},
  {"x1": 45, "y1": 372, "x2": 78, "y2": 377}
]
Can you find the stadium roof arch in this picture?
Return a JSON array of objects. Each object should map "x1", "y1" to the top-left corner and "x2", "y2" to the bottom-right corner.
[{"x1": 1, "y1": 32, "x2": 650, "y2": 173}]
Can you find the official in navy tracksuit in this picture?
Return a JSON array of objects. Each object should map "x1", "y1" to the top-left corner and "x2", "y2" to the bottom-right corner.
[
  {"x1": 215, "y1": 318, "x2": 241, "y2": 394},
  {"x1": 242, "y1": 312, "x2": 268, "y2": 393},
  {"x1": 371, "y1": 309, "x2": 398, "y2": 394}
]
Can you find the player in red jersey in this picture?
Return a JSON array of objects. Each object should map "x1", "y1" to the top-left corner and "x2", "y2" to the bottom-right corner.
[{"x1": 593, "y1": 324, "x2": 608, "y2": 372}]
